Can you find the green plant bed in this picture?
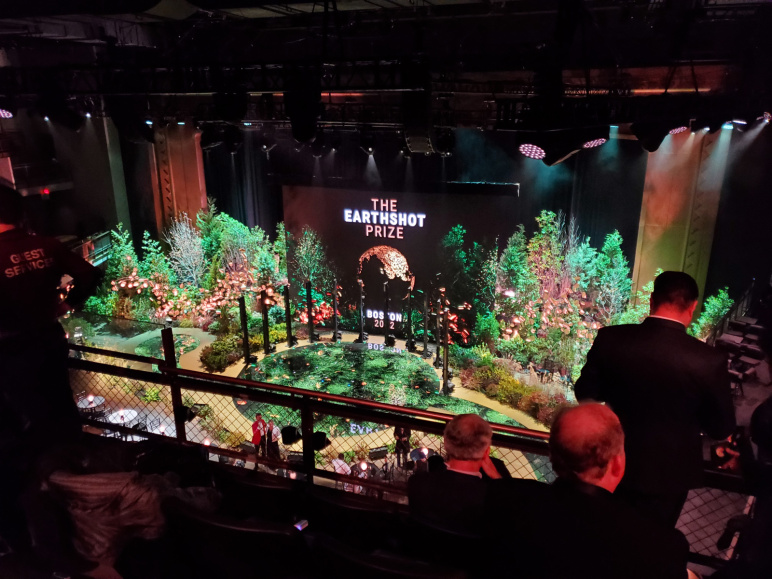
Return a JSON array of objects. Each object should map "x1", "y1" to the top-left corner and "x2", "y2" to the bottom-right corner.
[
  {"x1": 237, "y1": 343, "x2": 524, "y2": 436},
  {"x1": 135, "y1": 334, "x2": 200, "y2": 365}
]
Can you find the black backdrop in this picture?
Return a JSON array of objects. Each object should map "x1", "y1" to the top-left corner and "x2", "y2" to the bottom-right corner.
[{"x1": 202, "y1": 128, "x2": 647, "y2": 268}]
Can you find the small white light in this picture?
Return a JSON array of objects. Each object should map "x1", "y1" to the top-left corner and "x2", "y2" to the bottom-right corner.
[
  {"x1": 44, "y1": 116, "x2": 50, "y2": 122},
  {"x1": 722, "y1": 123, "x2": 733, "y2": 130},
  {"x1": 177, "y1": 121, "x2": 185, "y2": 126},
  {"x1": 732, "y1": 119, "x2": 747, "y2": 125},
  {"x1": 85, "y1": 113, "x2": 91, "y2": 118},
  {"x1": 243, "y1": 122, "x2": 252, "y2": 126},
  {"x1": 145, "y1": 120, "x2": 153, "y2": 126}
]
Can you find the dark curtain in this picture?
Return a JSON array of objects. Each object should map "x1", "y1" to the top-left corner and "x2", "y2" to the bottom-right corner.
[
  {"x1": 569, "y1": 137, "x2": 648, "y2": 261},
  {"x1": 706, "y1": 126, "x2": 772, "y2": 299}
]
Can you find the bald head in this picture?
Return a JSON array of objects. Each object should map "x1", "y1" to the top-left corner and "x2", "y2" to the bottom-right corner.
[
  {"x1": 550, "y1": 403, "x2": 625, "y2": 488},
  {"x1": 444, "y1": 414, "x2": 493, "y2": 461}
]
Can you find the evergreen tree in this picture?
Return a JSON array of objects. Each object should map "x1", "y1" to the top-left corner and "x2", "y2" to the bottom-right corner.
[
  {"x1": 595, "y1": 231, "x2": 631, "y2": 322},
  {"x1": 527, "y1": 211, "x2": 564, "y2": 299},
  {"x1": 139, "y1": 231, "x2": 176, "y2": 286},
  {"x1": 288, "y1": 227, "x2": 335, "y2": 292},
  {"x1": 498, "y1": 225, "x2": 535, "y2": 296},
  {"x1": 104, "y1": 223, "x2": 138, "y2": 282}
]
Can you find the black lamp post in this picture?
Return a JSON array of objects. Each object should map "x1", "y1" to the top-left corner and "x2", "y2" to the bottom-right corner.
[
  {"x1": 406, "y1": 291, "x2": 416, "y2": 352},
  {"x1": 422, "y1": 291, "x2": 430, "y2": 358},
  {"x1": 384, "y1": 280, "x2": 396, "y2": 347},
  {"x1": 354, "y1": 279, "x2": 368, "y2": 344},
  {"x1": 284, "y1": 284, "x2": 297, "y2": 347},
  {"x1": 331, "y1": 279, "x2": 342, "y2": 342}
]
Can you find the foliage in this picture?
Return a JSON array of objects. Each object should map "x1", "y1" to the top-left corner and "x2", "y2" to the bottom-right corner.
[
  {"x1": 217, "y1": 213, "x2": 278, "y2": 286},
  {"x1": 527, "y1": 211, "x2": 565, "y2": 299},
  {"x1": 105, "y1": 223, "x2": 138, "y2": 282},
  {"x1": 438, "y1": 225, "x2": 498, "y2": 343},
  {"x1": 613, "y1": 270, "x2": 660, "y2": 325},
  {"x1": 689, "y1": 288, "x2": 733, "y2": 340},
  {"x1": 595, "y1": 231, "x2": 631, "y2": 323},
  {"x1": 288, "y1": 227, "x2": 335, "y2": 293},
  {"x1": 474, "y1": 311, "x2": 501, "y2": 349},
  {"x1": 498, "y1": 225, "x2": 535, "y2": 298},
  {"x1": 236, "y1": 344, "x2": 525, "y2": 435},
  {"x1": 134, "y1": 334, "x2": 199, "y2": 364},
  {"x1": 139, "y1": 231, "x2": 176, "y2": 287},
  {"x1": 139, "y1": 387, "x2": 163, "y2": 403},
  {"x1": 165, "y1": 213, "x2": 207, "y2": 287},
  {"x1": 274, "y1": 222, "x2": 289, "y2": 285},
  {"x1": 199, "y1": 336, "x2": 243, "y2": 372}
]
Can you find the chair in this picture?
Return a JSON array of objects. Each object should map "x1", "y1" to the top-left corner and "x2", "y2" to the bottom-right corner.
[
  {"x1": 312, "y1": 534, "x2": 467, "y2": 579},
  {"x1": 304, "y1": 486, "x2": 406, "y2": 552},
  {"x1": 149, "y1": 418, "x2": 161, "y2": 432},
  {"x1": 212, "y1": 468, "x2": 303, "y2": 523},
  {"x1": 162, "y1": 497, "x2": 310, "y2": 579}
]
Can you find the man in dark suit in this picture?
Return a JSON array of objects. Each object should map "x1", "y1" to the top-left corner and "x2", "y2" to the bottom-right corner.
[
  {"x1": 575, "y1": 270, "x2": 736, "y2": 527},
  {"x1": 408, "y1": 414, "x2": 501, "y2": 534},
  {"x1": 484, "y1": 404, "x2": 694, "y2": 579}
]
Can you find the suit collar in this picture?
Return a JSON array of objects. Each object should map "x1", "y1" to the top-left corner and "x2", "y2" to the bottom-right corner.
[
  {"x1": 553, "y1": 477, "x2": 613, "y2": 500},
  {"x1": 643, "y1": 316, "x2": 687, "y2": 332}
]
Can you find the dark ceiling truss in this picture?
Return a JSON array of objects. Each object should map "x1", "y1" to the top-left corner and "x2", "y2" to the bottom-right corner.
[{"x1": 0, "y1": 60, "x2": 424, "y2": 99}]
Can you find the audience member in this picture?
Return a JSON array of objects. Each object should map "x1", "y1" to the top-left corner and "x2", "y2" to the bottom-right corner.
[
  {"x1": 485, "y1": 404, "x2": 693, "y2": 579},
  {"x1": 267, "y1": 420, "x2": 280, "y2": 460},
  {"x1": 0, "y1": 182, "x2": 101, "y2": 548},
  {"x1": 331, "y1": 453, "x2": 353, "y2": 492},
  {"x1": 394, "y1": 425, "x2": 411, "y2": 468},
  {"x1": 575, "y1": 270, "x2": 735, "y2": 527},
  {"x1": 408, "y1": 414, "x2": 500, "y2": 534},
  {"x1": 251, "y1": 413, "x2": 267, "y2": 459}
]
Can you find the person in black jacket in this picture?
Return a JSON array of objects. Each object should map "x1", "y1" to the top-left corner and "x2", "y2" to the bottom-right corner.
[
  {"x1": 484, "y1": 403, "x2": 694, "y2": 579},
  {"x1": 0, "y1": 183, "x2": 101, "y2": 547},
  {"x1": 575, "y1": 270, "x2": 736, "y2": 527}
]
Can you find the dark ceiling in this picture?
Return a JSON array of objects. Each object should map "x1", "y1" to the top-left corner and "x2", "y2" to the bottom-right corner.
[{"x1": 0, "y1": 0, "x2": 770, "y2": 130}]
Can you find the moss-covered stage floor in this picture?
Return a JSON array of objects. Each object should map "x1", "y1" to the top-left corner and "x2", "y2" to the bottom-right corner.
[{"x1": 239, "y1": 342, "x2": 525, "y2": 432}]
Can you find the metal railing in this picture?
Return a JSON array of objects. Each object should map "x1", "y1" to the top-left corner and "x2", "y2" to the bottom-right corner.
[{"x1": 68, "y1": 333, "x2": 754, "y2": 568}]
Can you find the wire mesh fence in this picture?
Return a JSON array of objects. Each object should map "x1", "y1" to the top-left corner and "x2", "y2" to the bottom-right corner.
[
  {"x1": 677, "y1": 487, "x2": 754, "y2": 561},
  {"x1": 70, "y1": 367, "x2": 174, "y2": 438}
]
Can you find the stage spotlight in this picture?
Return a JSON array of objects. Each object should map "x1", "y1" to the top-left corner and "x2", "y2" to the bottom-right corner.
[
  {"x1": 435, "y1": 128, "x2": 455, "y2": 157},
  {"x1": 145, "y1": 119, "x2": 153, "y2": 126},
  {"x1": 0, "y1": 97, "x2": 16, "y2": 119},
  {"x1": 105, "y1": 96, "x2": 154, "y2": 143},
  {"x1": 85, "y1": 113, "x2": 91, "y2": 118},
  {"x1": 224, "y1": 124, "x2": 242, "y2": 154},
  {"x1": 311, "y1": 131, "x2": 327, "y2": 158},
  {"x1": 39, "y1": 92, "x2": 84, "y2": 132},
  {"x1": 519, "y1": 143, "x2": 546, "y2": 159},
  {"x1": 763, "y1": 112, "x2": 771, "y2": 123},
  {"x1": 359, "y1": 131, "x2": 375, "y2": 155},
  {"x1": 582, "y1": 138, "x2": 607, "y2": 149},
  {"x1": 260, "y1": 130, "x2": 277, "y2": 153},
  {"x1": 199, "y1": 125, "x2": 224, "y2": 150},
  {"x1": 330, "y1": 131, "x2": 341, "y2": 152},
  {"x1": 668, "y1": 126, "x2": 688, "y2": 135},
  {"x1": 44, "y1": 116, "x2": 50, "y2": 122}
]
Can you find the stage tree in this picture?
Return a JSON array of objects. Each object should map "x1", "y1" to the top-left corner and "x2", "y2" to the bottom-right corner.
[
  {"x1": 595, "y1": 231, "x2": 632, "y2": 323},
  {"x1": 165, "y1": 212, "x2": 207, "y2": 288}
]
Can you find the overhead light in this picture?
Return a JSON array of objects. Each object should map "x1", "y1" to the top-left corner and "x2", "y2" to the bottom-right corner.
[
  {"x1": 668, "y1": 126, "x2": 688, "y2": 135},
  {"x1": 631, "y1": 121, "x2": 672, "y2": 152},
  {"x1": 243, "y1": 122, "x2": 252, "y2": 126},
  {"x1": 177, "y1": 121, "x2": 185, "y2": 126},
  {"x1": 732, "y1": 119, "x2": 747, "y2": 125},
  {"x1": 721, "y1": 123, "x2": 733, "y2": 130},
  {"x1": 763, "y1": 112, "x2": 771, "y2": 123},
  {"x1": 44, "y1": 116, "x2": 50, "y2": 122},
  {"x1": 145, "y1": 119, "x2": 153, "y2": 126},
  {"x1": 519, "y1": 143, "x2": 546, "y2": 160},
  {"x1": 582, "y1": 138, "x2": 607, "y2": 149},
  {"x1": 0, "y1": 109, "x2": 13, "y2": 119}
]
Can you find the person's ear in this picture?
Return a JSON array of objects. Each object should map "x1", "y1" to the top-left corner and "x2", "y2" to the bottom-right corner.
[
  {"x1": 687, "y1": 300, "x2": 699, "y2": 319},
  {"x1": 610, "y1": 451, "x2": 625, "y2": 480}
]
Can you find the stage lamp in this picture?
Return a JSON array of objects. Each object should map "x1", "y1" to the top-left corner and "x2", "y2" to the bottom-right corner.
[
  {"x1": 38, "y1": 92, "x2": 84, "y2": 132},
  {"x1": 198, "y1": 124, "x2": 225, "y2": 151},
  {"x1": 330, "y1": 131, "x2": 341, "y2": 152},
  {"x1": 582, "y1": 138, "x2": 607, "y2": 149},
  {"x1": 260, "y1": 130, "x2": 277, "y2": 153},
  {"x1": 519, "y1": 143, "x2": 546, "y2": 160},
  {"x1": 311, "y1": 131, "x2": 327, "y2": 158},
  {"x1": 435, "y1": 128, "x2": 455, "y2": 157},
  {"x1": 668, "y1": 126, "x2": 688, "y2": 135},
  {"x1": 359, "y1": 131, "x2": 375, "y2": 155},
  {"x1": 224, "y1": 124, "x2": 243, "y2": 154},
  {"x1": 0, "y1": 97, "x2": 15, "y2": 119},
  {"x1": 762, "y1": 112, "x2": 771, "y2": 124}
]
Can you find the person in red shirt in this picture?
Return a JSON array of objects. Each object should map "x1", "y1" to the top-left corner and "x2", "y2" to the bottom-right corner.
[{"x1": 251, "y1": 413, "x2": 267, "y2": 461}]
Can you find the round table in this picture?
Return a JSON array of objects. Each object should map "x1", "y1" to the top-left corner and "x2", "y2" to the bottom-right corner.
[
  {"x1": 107, "y1": 409, "x2": 138, "y2": 425},
  {"x1": 77, "y1": 396, "x2": 105, "y2": 409}
]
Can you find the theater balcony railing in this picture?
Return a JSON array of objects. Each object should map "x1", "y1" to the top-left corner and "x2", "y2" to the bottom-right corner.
[{"x1": 68, "y1": 332, "x2": 755, "y2": 570}]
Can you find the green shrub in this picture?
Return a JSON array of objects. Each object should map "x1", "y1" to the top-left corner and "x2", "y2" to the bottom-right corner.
[
  {"x1": 474, "y1": 311, "x2": 501, "y2": 348},
  {"x1": 179, "y1": 318, "x2": 195, "y2": 328},
  {"x1": 140, "y1": 387, "x2": 162, "y2": 403},
  {"x1": 268, "y1": 305, "x2": 285, "y2": 325},
  {"x1": 200, "y1": 336, "x2": 242, "y2": 372},
  {"x1": 689, "y1": 288, "x2": 733, "y2": 340}
]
